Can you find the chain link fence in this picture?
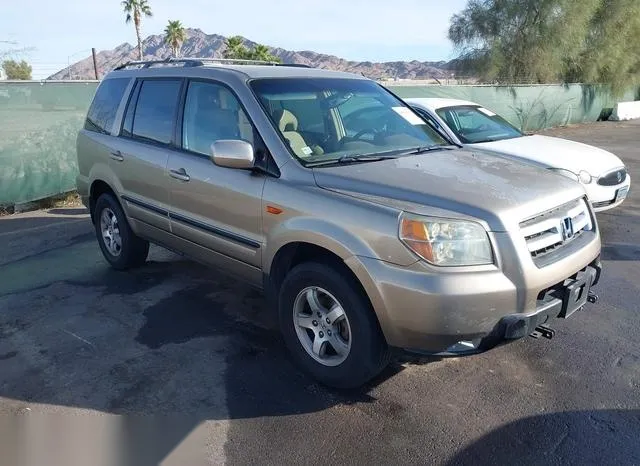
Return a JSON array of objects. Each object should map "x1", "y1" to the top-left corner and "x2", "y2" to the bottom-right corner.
[{"x1": 0, "y1": 80, "x2": 636, "y2": 205}]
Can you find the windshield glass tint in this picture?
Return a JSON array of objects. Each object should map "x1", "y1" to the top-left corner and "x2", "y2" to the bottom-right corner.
[
  {"x1": 250, "y1": 78, "x2": 447, "y2": 165},
  {"x1": 435, "y1": 105, "x2": 522, "y2": 144}
]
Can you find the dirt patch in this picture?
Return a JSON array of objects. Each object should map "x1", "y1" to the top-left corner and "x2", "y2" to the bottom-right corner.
[{"x1": 1, "y1": 191, "x2": 83, "y2": 217}]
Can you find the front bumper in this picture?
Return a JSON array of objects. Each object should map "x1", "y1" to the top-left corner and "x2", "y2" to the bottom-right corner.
[
  {"x1": 346, "y1": 245, "x2": 602, "y2": 354},
  {"x1": 473, "y1": 260, "x2": 601, "y2": 352},
  {"x1": 587, "y1": 177, "x2": 631, "y2": 212}
]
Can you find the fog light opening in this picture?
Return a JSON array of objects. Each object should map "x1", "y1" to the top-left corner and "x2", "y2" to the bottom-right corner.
[{"x1": 440, "y1": 339, "x2": 482, "y2": 355}]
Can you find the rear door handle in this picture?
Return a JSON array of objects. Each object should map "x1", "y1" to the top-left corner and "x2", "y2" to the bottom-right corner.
[
  {"x1": 110, "y1": 150, "x2": 124, "y2": 162},
  {"x1": 169, "y1": 168, "x2": 190, "y2": 182}
]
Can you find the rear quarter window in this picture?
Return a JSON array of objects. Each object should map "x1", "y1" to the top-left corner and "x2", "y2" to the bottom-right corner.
[{"x1": 84, "y1": 78, "x2": 130, "y2": 134}]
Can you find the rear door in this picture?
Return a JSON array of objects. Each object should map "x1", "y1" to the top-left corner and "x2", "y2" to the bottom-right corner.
[
  {"x1": 109, "y1": 78, "x2": 184, "y2": 232},
  {"x1": 166, "y1": 79, "x2": 266, "y2": 271}
]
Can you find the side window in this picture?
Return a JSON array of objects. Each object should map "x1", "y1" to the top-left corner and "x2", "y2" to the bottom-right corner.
[
  {"x1": 84, "y1": 78, "x2": 130, "y2": 134},
  {"x1": 120, "y1": 81, "x2": 140, "y2": 137},
  {"x1": 130, "y1": 79, "x2": 182, "y2": 145},
  {"x1": 182, "y1": 81, "x2": 254, "y2": 156}
]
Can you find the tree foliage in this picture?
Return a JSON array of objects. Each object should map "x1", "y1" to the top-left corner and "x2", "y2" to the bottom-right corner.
[
  {"x1": 223, "y1": 36, "x2": 281, "y2": 62},
  {"x1": 2, "y1": 60, "x2": 32, "y2": 80},
  {"x1": 121, "y1": 0, "x2": 153, "y2": 60},
  {"x1": 164, "y1": 20, "x2": 187, "y2": 57},
  {"x1": 449, "y1": 0, "x2": 640, "y2": 92}
]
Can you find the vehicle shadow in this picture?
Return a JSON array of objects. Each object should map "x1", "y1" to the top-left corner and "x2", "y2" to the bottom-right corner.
[
  {"x1": 444, "y1": 409, "x2": 640, "y2": 466},
  {"x1": 47, "y1": 207, "x2": 89, "y2": 216}
]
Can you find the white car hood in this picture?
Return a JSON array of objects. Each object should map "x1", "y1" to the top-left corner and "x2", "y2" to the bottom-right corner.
[{"x1": 472, "y1": 134, "x2": 624, "y2": 176}]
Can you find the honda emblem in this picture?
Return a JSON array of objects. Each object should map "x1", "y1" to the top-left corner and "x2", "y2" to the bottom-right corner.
[{"x1": 561, "y1": 217, "x2": 574, "y2": 241}]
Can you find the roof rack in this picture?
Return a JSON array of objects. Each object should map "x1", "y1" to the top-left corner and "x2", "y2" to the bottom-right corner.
[{"x1": 113, "y1": 57, "x2": 312, "y2": 71}]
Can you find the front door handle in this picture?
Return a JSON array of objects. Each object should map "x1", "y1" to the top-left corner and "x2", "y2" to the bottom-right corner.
[
  {"x1": 169, "y1": 168, "x2": 190, "y2": 182},
  {"x1": 110, "y1": 150, "x2": 124, "y2": 162}
]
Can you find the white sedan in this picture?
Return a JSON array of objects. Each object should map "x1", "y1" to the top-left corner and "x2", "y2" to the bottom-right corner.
[{"x1": 406, "y1": 97, "x2": 631, "y2": 212}]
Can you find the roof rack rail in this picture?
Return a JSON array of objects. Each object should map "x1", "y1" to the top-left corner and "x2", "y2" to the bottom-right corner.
[{"x1": 113, "y1": 57, "x2": 312, "y2": 71}]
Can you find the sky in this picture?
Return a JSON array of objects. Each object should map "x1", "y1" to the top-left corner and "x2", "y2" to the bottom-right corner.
[{"x1": 2, "y1": 0, "x2": 468, "y2": 79}]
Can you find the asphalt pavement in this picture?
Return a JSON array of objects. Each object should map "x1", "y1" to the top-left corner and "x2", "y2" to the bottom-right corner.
[{"x1": 1, "y1": 120, "x2": 639, "y2": 466}]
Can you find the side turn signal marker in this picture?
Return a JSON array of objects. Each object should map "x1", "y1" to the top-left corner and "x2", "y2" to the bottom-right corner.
[{"x1": 266, "y1": 205, "x2": 283, "y2": 215}]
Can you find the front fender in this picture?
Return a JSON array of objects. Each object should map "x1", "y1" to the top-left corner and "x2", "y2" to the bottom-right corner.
[{"x1": 263, "y1": 216, "x2": 381, "y2": 273}]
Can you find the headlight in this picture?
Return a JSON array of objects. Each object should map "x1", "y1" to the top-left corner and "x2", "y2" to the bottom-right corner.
[
  {"x1": 549, "y1": 168, "x2": 579, "y2": 182},
  {"x1": 578, "y1": 170, "x2": 593, "y2": 184},
  {"x1": 399, "y1": 214, "x2": 493, "y2": 266},
  {"x1": 549, "y1": 168, "x2": 592, "y2": 184}
]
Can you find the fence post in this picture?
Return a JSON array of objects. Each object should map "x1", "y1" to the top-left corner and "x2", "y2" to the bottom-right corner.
[{"x1": 92, "y1": 48, "x2": 99, "y2": 80}]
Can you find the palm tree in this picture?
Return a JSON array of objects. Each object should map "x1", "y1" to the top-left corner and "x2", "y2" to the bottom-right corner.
[
  {"x1": 224, "y1": 36, "x2": 249, "y2": 59},
  {"x1": 252, "y1": 44, "x2": 281, "y2": 63},
  {"x1": 164, "y1": 20, "x2": 186, "y2": 58},
  {"x1": 121, "y1": 0, "x2": 153, "y2": 60}
]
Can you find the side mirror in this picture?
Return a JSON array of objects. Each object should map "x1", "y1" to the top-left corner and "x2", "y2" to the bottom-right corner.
[{"x1": 211, "y1": 140, "x2": 255, "y2": 169}]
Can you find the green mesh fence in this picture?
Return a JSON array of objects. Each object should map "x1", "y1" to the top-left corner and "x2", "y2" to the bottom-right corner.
[
  {"x1": 0, "y1": 81, "x2": 99, "y2": 205},
  {"x1": 388, "y1": 83, "x2": 636, "y2": 131},
  {"x1": 0, "y1": 80, "x2": 635, "y2": 205}
]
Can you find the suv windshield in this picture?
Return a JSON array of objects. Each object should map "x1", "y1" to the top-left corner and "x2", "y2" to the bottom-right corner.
[
  {"x1": 250, "y1": 78, "x2": 448, "y2": 165},
  {"x1": 435, "y1": 105, "x2": 523, "y2": 144}
]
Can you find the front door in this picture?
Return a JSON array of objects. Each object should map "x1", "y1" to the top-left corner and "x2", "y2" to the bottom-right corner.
[{"x1": 166, "y1": 80, "x2": 266, "y2": 273}]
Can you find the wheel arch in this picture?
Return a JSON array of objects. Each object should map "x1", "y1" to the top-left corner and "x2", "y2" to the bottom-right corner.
[
  {"x1": 265, "y1": 240, "x2": 390, "y2": 343},
  {"x1": 89, "y1": 179, "x2": 117, "y2": 223}
]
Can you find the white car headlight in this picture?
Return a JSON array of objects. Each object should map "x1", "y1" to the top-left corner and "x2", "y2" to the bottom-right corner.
[
  {"x1": 549, "y1": 168, "x2": 593, "y2": 184},
  {"x1": 399, "y1": 213, "x2": 493, "y2": 266},
  {"x1": 578, "y1": 170, "x2": 593, "y2": 184}
]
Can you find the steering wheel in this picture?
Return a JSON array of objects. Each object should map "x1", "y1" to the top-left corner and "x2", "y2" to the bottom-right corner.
[{"x1": 351, "y1": 128, "x2": 379, "y2": 140}]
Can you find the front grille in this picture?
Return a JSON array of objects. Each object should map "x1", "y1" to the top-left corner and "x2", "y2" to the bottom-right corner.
[
  {"x1": 520, "y1": 198, "x2": 594, "y2": 264},
  {"x1": 597, "y1": 167, "x2": 627, "y2": 186}
]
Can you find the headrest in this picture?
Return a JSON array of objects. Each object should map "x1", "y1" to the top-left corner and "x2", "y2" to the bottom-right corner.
[{"x1": 274, "y1": 109, "x2": 298, "y2": 132}]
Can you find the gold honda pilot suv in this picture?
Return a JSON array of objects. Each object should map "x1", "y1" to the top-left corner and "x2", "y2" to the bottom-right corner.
[{"x1": 77, "y1": 58, "x2": 602, "y2": 388}]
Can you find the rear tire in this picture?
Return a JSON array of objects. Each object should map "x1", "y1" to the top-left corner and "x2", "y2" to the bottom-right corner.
[
  {"x1": 278, "y1": 261, "x2": 390, "y2": 389},
  {"x1": 94, "y1": 193, "x2": 149, "y2": 270}
]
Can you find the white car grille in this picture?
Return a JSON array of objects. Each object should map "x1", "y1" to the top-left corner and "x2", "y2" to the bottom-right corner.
[{"x1": 520, "y1": 198, "x2": 593, "y2": 263}]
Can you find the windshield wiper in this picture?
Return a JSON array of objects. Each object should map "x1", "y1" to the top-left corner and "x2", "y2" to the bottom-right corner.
[
  {"x1": 307, "y1": 153, "x2": 399, "y2": 167},
  {"x1": 306, "y1": 144, "x2": 459, "y2": 168},
  {"x1": 337, "y1": 154, "x2": 399, "y2": 163},
  {"x1": 408, "y1": 144, "x2": 459, "y2": 154}
]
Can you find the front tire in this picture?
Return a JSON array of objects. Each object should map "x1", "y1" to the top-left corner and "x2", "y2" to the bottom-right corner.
[
  {"x1": 94, "y1": 193, "x2": 149, "y2": 270},
  {"x1": 278, "y1": 261, "x2": 390, "y2": 389}
]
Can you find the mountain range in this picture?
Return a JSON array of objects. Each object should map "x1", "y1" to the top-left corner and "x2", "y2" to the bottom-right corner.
[{"x1": 49, "y1": 28, "x2": 457, "y2": 81}]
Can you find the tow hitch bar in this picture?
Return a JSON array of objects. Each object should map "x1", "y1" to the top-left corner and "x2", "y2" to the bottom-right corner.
[
  {"x1": 530, "y1": 324, "x2": 555, "y2": 340},
  {"x1": 529, "y1": 291, "x2": 598, "y2": 340}
]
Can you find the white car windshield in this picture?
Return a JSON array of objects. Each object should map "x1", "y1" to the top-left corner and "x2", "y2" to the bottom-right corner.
[
  {"x1": 251, "y1": 78, "x2": 449, "y2": 166},
  {"x1": 435, "y1": 105, "x2": 523, "y2": 144}
]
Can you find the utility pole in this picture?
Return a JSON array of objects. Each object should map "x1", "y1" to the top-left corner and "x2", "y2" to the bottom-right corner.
[{"x1": 92, "y1": 48, "x2": 99, "y2": 80}]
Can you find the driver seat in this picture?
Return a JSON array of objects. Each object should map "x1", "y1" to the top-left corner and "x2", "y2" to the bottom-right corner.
[{"x1": 273, "y1": 109, "x2": 323, "y2": 157}]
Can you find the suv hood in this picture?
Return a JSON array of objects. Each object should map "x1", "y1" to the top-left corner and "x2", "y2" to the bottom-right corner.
[
  {"x1": 313, "y1": 149, "x2": 586, "y2": 232},
  {"x1": 472, "y1": 135, "x2": 624, "y2": 176}
]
